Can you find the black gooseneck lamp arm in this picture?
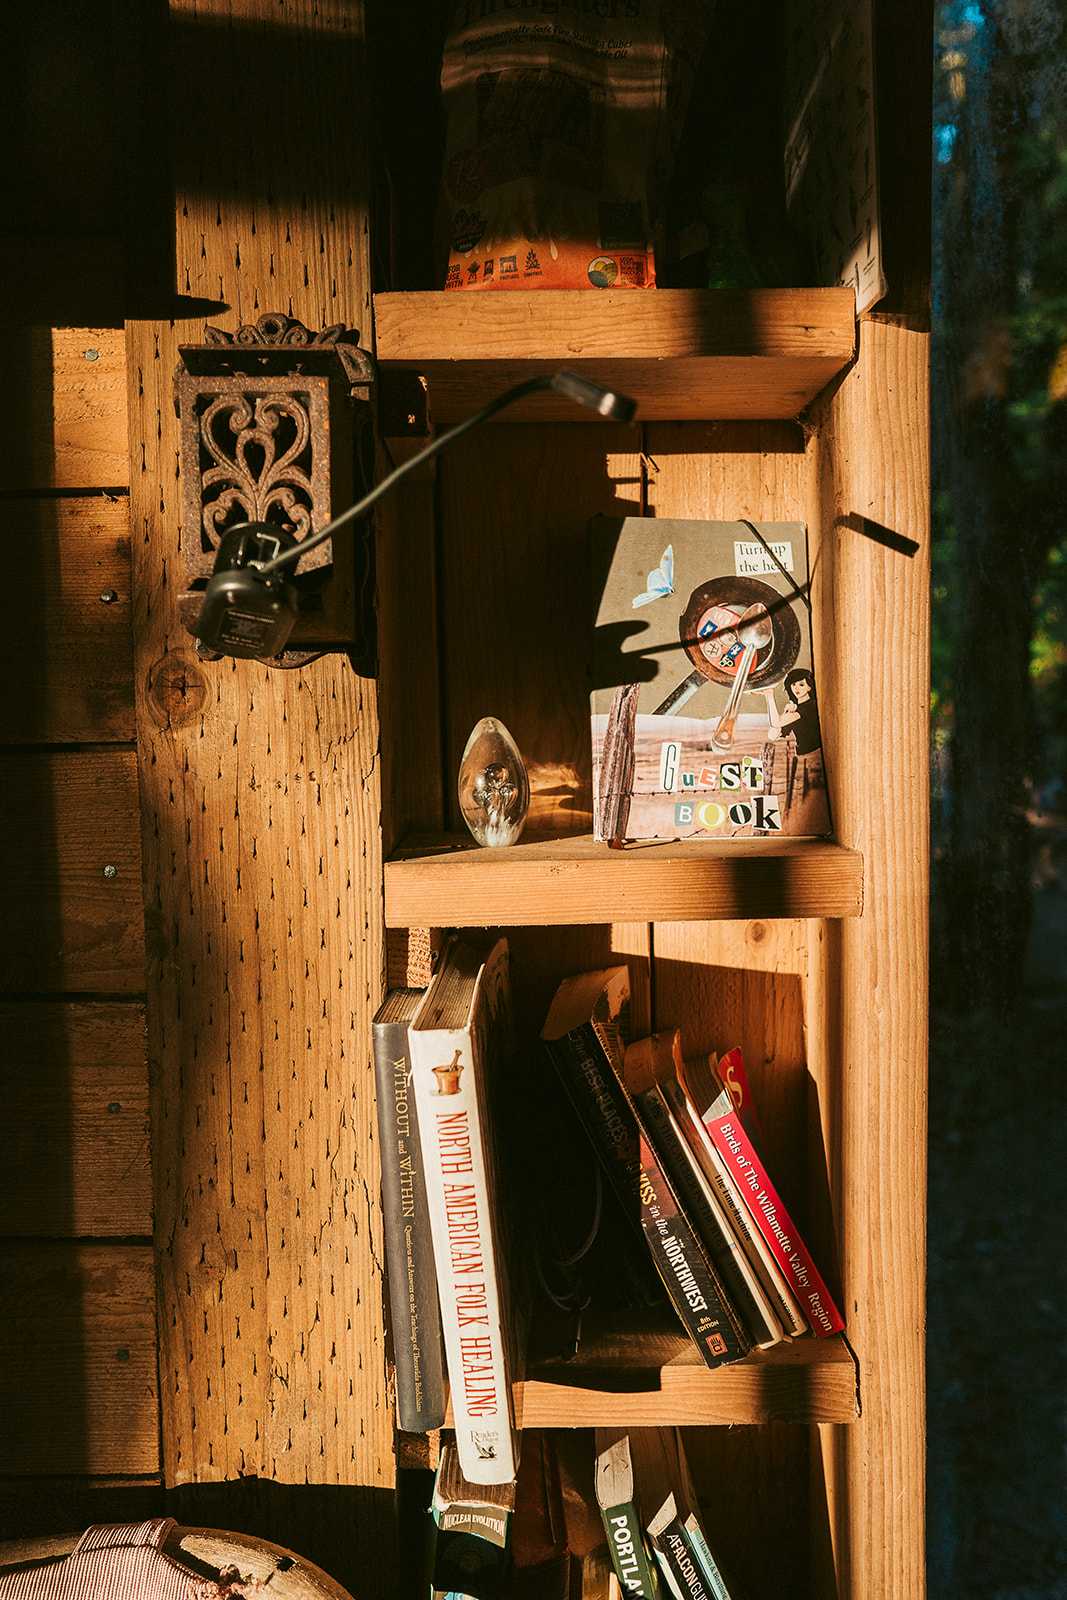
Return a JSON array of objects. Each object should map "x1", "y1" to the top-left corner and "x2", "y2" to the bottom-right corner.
[{"x1": 193, "y1": 370, "x2": 637, "y2": 661}]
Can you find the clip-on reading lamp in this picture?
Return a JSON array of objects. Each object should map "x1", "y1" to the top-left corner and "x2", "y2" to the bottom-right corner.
[{"x1": 194, "y1": 370, "x2": 638, "y2": 661}]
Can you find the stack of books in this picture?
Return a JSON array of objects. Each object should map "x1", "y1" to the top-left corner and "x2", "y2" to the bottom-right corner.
[
  {"x1": 372, "y1": 943, "x2": 843, "y2": 1493},
  {"x1": 421, "y1": 1423, "x2": 753, "y2": 1598},
  {"x1": 542, "y1": 967, "x2": 844, "y2": 1368}
]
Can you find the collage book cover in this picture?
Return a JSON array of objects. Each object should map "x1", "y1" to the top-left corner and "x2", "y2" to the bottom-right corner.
[{"x1": 591, "y1": 517, "x2": 832, "y2": 842}]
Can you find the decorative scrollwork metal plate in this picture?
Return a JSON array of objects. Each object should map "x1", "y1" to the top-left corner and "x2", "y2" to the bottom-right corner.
[
  {"x1": 174, "y1": 314, "x2": 374, "y2": 661},
  {"x1": 181, "y1": 378, "x2": 332, "y2": 577}
]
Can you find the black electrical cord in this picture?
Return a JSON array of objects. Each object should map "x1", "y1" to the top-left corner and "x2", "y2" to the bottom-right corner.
[{"x1": 256, "y1": 370, "x2": 635, "y2": 578}]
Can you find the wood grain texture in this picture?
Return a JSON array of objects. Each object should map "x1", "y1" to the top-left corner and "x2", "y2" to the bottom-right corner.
[
  {"x1": 0, "y1": 1002, "x2": 150, "y2": 1237},
  {"x1": 807, "y1": 320, "x2": 929, "y2": 1599},
  {"x1": 376, "y1": 436, "x2": 443, "y2": 853},
  {"x1": 0, "y1": 237, "x2": 127, "y2": 327},
  {"x1": 438, "y1": 423, "x2": 643, "y2": 834},
  {"x1": 124, "y1": 0, "x2": 392, "y2": 1537},
  {"x1": 0, "y1": 496, "x2": 134, "y2": 744},
  {"x1": 0, "y1": 328, "x2": 128, "y2": 491},
  {"x1": 0, "y1": 750, "x2": 145, "y2": 993},
  {"x1": 514, "y1": 1336, "x2": 857, "y2": 1429},
  {"x1": 374, "y1": 289, "x2": 856, "y2": 420},
  {"x1": 0, "y1": 1479, "x2": 163, "y2": 1544},
  {"x1": 386, "y1": 833, "x2": 862, "y2": 926},
  {"x1": 0, "y1": 1244, "x2": 159, "y2": 1475}
]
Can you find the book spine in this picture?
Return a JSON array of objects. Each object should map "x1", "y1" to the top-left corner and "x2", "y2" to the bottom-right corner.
[
  {"x1": 646, "y1": 1516, "x2": 729, "y2": 1600},
  {"x1": 371, "y1": 1017, "x2": 446, "y2": 1431},
  {"x1": 650, "y1": 1520, "x2": 717, "y2": 1600},
  {"x1": 410, "y1": 1026, "x2": 517, "y2": 1484},
  {"x1": 665, "y1": 1079, "x2": 806, "y2": 1338},
  {"x1": 600, "y1": 1501, "x2": 661, "y2": 1598},
  {"x1": 681, "y1": 1516, "x2": 735, "y2": 1600},
  {"x1": 636, "y1": 1130, "x2": 750, "y2": 1366},
  {"x1": 635, "y1": 1084, "x2": 780, "y2": 1349},
  {"x1": 543, "y1": 1027, "x2": 642, "y2": 1217},
  {"x1": 704, "y1": 1112, "x2": 845, "y2": 1337},
  {"x1": 548, "y1": 1026, "x2": 747, "y2": 1363}
]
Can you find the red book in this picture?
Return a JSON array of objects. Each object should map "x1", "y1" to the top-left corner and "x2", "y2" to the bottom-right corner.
[{"x1": 702, "y1": 1108, "x2": 845, "y2": 1338}]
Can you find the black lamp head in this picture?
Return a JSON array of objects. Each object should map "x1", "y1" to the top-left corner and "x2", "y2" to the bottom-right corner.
[{"x1": 194, "y1": 523, "x2": 300, "y2": 660}]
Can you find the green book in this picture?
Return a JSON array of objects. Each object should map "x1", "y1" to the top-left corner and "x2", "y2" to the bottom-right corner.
[{"x1": 595, "y1": 1431, "x2": 663, "y2": 1598}]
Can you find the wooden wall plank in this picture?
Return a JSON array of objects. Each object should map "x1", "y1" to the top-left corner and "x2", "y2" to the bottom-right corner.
[
  {"x1": 0, "y1": 1479, "x2": 162, "y2": 1544},
  {"x1": 808, "y1": 321, "x2": 929, "y2": 1600},
  {"x1": 0, "y1": 1002, "x2": 149, "y2": 1237},
  {"x1": 0, "y1": 750, "x2": 145, "y2": 993},
  {"x1": 0, "y1": 1244, "x2": 159, "y2": 1475},
  {"x1": 125, "y1": 0, "x2": 392, "y2": 1544},
  {"x1": 0, "y1": 497, "x2": 134, "y2": 744},
  {"x1": 0, "y1": 329, "x2": 128, "y2": 492}
]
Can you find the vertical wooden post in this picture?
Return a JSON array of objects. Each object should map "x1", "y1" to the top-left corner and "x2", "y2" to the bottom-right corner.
[
  {"x1": 810, "y1": 319, "x2": 930, "y2": 1599},
  {"x1": 125, "y1": 0, "x2": 394, "y2": 1581}
]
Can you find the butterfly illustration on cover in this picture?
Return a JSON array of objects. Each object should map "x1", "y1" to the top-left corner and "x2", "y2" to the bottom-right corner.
[{"x1": 632, "y1": 544, "x2": 673, "y2": 608}]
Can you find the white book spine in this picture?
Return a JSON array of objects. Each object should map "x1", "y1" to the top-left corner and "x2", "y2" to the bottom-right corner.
[
  {"x1": 409, "y1": 1024, "x2": 515, "y2": 1485},
  {"x1": 666, "y1": 1079, "x2": 806, "y2": 1337}
]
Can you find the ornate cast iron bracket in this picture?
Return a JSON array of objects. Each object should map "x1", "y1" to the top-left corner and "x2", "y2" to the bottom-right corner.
[{"x1": 175, "y1": 313, "x2": 376, "y2": 668}]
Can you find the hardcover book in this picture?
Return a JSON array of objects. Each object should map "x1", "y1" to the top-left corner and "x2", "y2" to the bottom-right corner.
[
  {"x1": 410, "y1": 938, "x2": 521, "y2": 1485},
  {"x1": 591, "y1": 517, "x2": 831, "y2": 842},
  {"x1": 372, "y1": 988, "x2": 447, "y2": 1433},
  {"x1": 430, "y1": 1438, "x2": 516, "y2": 1599}
]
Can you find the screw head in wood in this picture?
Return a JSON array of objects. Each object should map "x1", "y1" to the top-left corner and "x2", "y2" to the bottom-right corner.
[
  {"x1": 103, "y1": 864, "x2": 118, "y2": 879},
  {"x1": 100, "y1": 588, "x2": 118, "y2": 604}
]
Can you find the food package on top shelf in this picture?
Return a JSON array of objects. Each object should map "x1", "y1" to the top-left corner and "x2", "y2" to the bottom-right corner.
[{"x1": 439, "y1": 0, "x2": 714, "y2": 291}]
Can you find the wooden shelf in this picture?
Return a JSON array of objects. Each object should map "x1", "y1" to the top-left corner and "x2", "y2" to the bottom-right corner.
[
  {"x1": 443, "y1": 1320, "x2": 858, "y2": 1429},
  {"x1": 373, "y1": 288, "x2": 856, "y2": 422},
  {"x1": 385, "y1": 833, "x2": 863, "y2": 927}
]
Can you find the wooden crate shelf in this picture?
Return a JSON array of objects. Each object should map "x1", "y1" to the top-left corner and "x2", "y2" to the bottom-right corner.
[
  {"x1": 385, "y1": 832, "x2": 863, "y2": 927},
  {"x1": 373, "y1": 287, "x2": 856, "y2": 422}
]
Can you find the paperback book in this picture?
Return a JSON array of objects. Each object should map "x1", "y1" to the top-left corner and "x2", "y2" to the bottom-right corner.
[
  {"x1": 411, "y1": 938, "x2": 521, "y2": 1485},
  {"x1": 624, "y1": 1032, "x2": 787, "y2": 1350},
  {"x1": 591, "y1": 516, "x2": 831, "y2": 842}
]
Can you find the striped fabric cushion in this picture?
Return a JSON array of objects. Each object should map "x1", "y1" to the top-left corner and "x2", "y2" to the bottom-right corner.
[{"x1": 0, "y1": 1520, "x2": 221, "y2": 1599}]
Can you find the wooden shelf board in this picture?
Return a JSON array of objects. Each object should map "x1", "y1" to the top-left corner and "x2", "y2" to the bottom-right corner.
[
  {"x1": 373, "y1": 288, "x2": 856, "y2": 421},
  {"x1": 385, "y1": 832, "x2": 863, "y2": 926},
  {"x1": 441, "y1": 1321, "x2": 858, "y2": 1429}
]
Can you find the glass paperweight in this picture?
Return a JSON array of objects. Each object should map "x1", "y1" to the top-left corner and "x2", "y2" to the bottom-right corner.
[{"x1": 457, "y1": 717, "x2": 530, "y2": 848}]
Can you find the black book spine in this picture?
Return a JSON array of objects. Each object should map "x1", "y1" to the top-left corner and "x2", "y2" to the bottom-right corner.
[
  {"x1": 637, "y1": 1132, "x2": 751, "y2": 1367},
  {"x1": 547, "y1": 1026, "x2": 749, "y2": 1365},
  {"x1": 543, "y1": 1026, "x2": 642, "y2": 1217},
  {"x1": 635, "y1": 1087, "x2": 766, "y2": 1349},
  {"x1": 372, "y1": 1016, "x2": 446, "y2": 1431},
  {"x1": 652, "y1": 1521, "x2": 717, "y2": 1600}
]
